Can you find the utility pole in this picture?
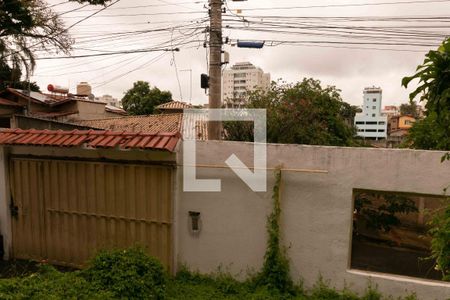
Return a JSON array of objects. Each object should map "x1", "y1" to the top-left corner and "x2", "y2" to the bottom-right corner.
[{"x1": 208, "y1": 0, "x2": 223, "y2": 140}]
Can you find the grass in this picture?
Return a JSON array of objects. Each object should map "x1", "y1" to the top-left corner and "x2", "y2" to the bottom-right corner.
[
  {"x1": 0, "y1": 263, "x2": 420, "y2": 300},
  {"x1": 165, "y1": 268, "x2": 418, "y2": 300},
  {"x1": 0, "y1": 250, "x2": 419, "y2": 300}
]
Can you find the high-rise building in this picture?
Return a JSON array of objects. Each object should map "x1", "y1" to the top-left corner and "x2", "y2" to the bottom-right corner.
[
  {"x1": 354, "y1": 87, "x2": 388, "y2": 140},
  {"x1": 222, "y1": 62, "x2": 270, "y2": 107}
]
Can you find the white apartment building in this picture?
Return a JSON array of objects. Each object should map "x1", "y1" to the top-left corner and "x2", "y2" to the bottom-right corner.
[
  {"x1": 354, "y1": 87, "x2": 388, "y2": 140},
  {"x1": 95, "y1": 94, "x2": 121, "y2": 108},
  {"x1": 222, "y1": 62, "x2": 270, "y2": 107}
]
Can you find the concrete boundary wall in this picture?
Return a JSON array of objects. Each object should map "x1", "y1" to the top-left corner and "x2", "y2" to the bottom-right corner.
[{"x1": 176, "y1": 141, "x2": 450, "y2": 299}]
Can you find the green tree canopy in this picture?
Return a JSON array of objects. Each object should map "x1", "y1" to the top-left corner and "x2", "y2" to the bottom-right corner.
[
  {"x1": 122, "y1": 81, "x2": 172, "y2": 115},
  {"x1": 224, "y1": 78, "x2": 357, "y2": 146},
  {"x1": 0, "y1": 61, "x2": 40, "y2": 91},
  {"x1": 402, "y1": 38, "x2": 450, "y2": 151},
  {"x1": 403, "y1": 37, "x2": 450, "y2": 282},
  {"x1": 0, "y1": 0, "x2": 111, "y2": 78},
  {"x1": 399, "y1": 101, "x2": 419, "y2": 118}
]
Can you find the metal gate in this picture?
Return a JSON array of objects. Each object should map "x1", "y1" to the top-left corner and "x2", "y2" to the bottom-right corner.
[{"x1": 9, "y1": 158, "x2": 173, "y2": 269}]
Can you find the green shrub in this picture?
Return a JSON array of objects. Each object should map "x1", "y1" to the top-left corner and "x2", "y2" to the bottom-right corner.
[
  {"x1": 0, "y1": 264, "x2": 113, "y2": 299},
  {"x1": 359, "y1": 285, "x2": 382, "y2": 300},
  {"x1": 83, "y1": 247, "x2": 167, "y2": 299}
]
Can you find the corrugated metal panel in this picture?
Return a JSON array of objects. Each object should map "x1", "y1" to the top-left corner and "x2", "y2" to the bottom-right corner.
[
  {"x1": 182, "y1": 112, "x2": 208, "y2": 141},
  {"x1": 10, "y1": 158, "x2": 173, "y2": 269},
  {"x1": 7, "y1": 88, "x2": 72, "y2": 106},
  {"x1": 0, "y1": 129, "x2": 180, "y2": 152}
]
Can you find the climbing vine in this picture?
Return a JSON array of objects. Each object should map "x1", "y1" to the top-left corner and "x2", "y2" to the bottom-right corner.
[
  {"x1": 428, "y1": 196, "x2": 450, "y2": 281},
  {"x1": 255, "y1": 169, "x2": 295, "y2": 293}
]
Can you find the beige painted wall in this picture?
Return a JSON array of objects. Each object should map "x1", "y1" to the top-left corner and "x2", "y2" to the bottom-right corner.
[{"x1": 176, "y1": 141, "x2": 450, "y2": 299}]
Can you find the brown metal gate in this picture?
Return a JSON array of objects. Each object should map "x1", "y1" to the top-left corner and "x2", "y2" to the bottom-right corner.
[{"x1": 9, "y1": 158, "x2": 173, "y2": 269}]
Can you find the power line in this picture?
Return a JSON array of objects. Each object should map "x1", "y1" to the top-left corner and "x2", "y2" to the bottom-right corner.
[
  {"x1": 227, "y1": 0, "x2": 450, "y2": 11},
  {"x1": 61, "y1": 11, "x2": 206, "y2": 18},
  {"x1": 34, "y1": 48, "x2": 181, "y2": 60},
  {"x1": 65, "y1": 0, "x2": 121, "y2": 30}
]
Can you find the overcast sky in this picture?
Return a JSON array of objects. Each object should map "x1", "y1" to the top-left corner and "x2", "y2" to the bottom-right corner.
[{"x1": 31, "y1": 0, "x2": 450, "y2": 107}]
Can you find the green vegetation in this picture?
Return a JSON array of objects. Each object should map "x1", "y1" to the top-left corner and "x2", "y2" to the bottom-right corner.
[
  {"x1": 253, "y1": 170, "x2": 295, "y2": 295},
  {"x1": 0, "y1": 259, "x2": 419, "y2": 300},
  {"x1": 354, "y1": 191, "x2": 418, "y2": 233},
  {"x1": 428, "y1": 199, "x2": 450, "y2": 281},
  {"x1": 399, "y1": 101, "x2": 419, "y2": 118},
  {"x1": 402, "y1": 38, "x2": 450, "y2": 151},
  {"x1": 122, "y1": 81, "x2": 172, "y2": 115},
  {"x1": 0, "y1": 61, "x2": 40, "y2": 92},
  {"x1": 0, "y1": 173, "x2": 419, "y2": 299},
  {"x1": 83, "y1": 248, "x2": 167, "y2": 299},
  {"x1": 0, "y1": 0, "x2": 110, "y2": 78},
  {"x1": 224, "y1": 78, "x2": 359, "y2": 147},
  {"x1": 167, "y1": 268, "x2": 417, "y2": 300},
  {"x1": 0, "y1": 248, "x2": 166, "y2": 300},
  {"x1": 402, "y1": 37, "x2": 450, "y2": 281}
]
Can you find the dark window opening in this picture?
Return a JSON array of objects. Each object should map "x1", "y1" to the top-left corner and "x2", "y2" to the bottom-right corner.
[
  {"x1": 0, "y1": 118, "x2": 11, "y2": 128},
  {"x1": 351, "y1": 190, "x2": 446, "y2": 281}
]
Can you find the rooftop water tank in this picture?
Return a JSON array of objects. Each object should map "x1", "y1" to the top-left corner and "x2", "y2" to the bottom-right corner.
[
  {"x1": 77, "y1": 82, "x2": 92, "y2": 96},
  {"x1": 47, "y1": 84, "x2": 69, "y2": 94}
]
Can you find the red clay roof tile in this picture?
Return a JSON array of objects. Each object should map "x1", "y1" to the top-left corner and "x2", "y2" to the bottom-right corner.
[{"x1": 0, "y1": 129, "x2": 180, "y2": 152}]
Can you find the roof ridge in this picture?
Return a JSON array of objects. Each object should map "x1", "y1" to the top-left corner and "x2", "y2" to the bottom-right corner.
[{"x1": 78, "y1": 113, "x2": 183, "y2": 122}]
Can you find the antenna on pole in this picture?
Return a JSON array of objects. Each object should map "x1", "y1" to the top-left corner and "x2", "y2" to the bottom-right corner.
[{"x1": 180, "y1": 69, "x2": 193, "y2": 104}]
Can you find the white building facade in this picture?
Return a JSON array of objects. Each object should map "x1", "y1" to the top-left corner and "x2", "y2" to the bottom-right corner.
[
  {"x1": 354, "y1": 87, "x2": 388, "y2": 140},
  {"x1": 222, "y1": 62, "x2": 270, "y2": 107},
  {"x1": 95, "y1": 94, "x2": 121, "y2": 108}
]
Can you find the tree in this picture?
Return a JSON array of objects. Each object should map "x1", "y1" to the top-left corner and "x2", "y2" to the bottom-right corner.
[
  {"x1": 224, "y1": 78, "x2": 357, "y2": 146},
  {"x1": 403, "y1": 38, "x2": 450, "y2": 281},
  {"x1": 0, "y1": 0, "x2": 110, "y2": 78},
  {"x1": 399, "y1": 101, "x2": 419, "y2": 118},
  {"x1": 354, "y1": 192, "x2": 418, "y2": 233},
  {"x1": 402, "y1": 37, "x2": 450, "y2": 151},
  {"x1": 122, "y1": 81, "x2": 172, "y2": 115},
  {"x1": 405, "y1": 113, "x2": 449, "y2": 150},
  {"x1": 0, "y1": 61, "x2": 40, "y2": 91},
  {"x1": 340, "y1": 102, "x2": 360, "y2": 127}
]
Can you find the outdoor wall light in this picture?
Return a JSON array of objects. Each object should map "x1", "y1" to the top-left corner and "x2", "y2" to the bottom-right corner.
[{"x1": 189, "y1": 211, "x2": 201, "y2": 234}]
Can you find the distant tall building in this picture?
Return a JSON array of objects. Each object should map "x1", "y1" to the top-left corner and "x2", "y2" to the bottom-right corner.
[
  {"x1": 354, "y1": 87, "x2": 388, "y2": 140},
  {"x1": 95, "y1": 94, "x2": 121, "y2": 108},
  {"x1": 382, "y1": 105, "x2": 400, "y2": 119},
  {"x1": 222, "y1": 62, "x2": 270, "y2": 107}
]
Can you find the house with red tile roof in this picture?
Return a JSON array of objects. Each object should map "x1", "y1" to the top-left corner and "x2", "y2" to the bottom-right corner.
[
  {"x1": 0, "y1": 88, "x2": 127, "y2": 128},
  {"x1": 75, "y1": 112, "x2": 208, "y2": 140},
  {"x1": 155, "y1": 100, "x2": 193, "y2": 114}
]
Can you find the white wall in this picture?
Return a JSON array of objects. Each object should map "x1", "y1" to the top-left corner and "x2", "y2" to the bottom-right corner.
[{"x1": 176, "y1": 141, "x2": 450, "y2": 299}]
